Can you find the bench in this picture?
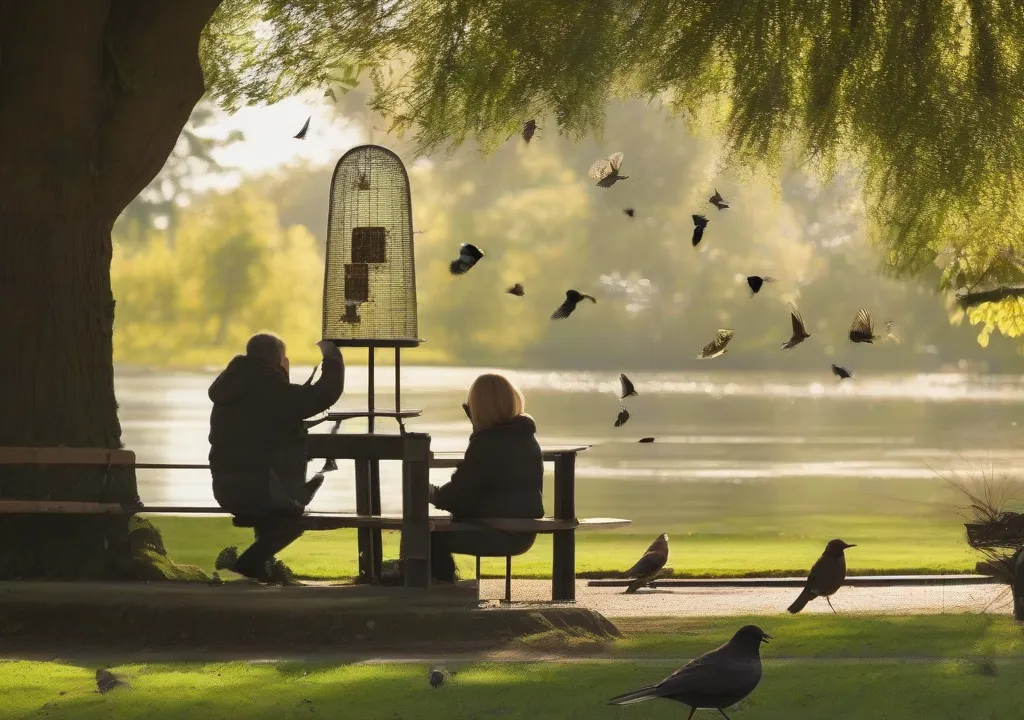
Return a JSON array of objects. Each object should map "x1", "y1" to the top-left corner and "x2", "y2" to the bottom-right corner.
[{"x1": 0, "y1": 446, "x2": 142, "y2": 513}]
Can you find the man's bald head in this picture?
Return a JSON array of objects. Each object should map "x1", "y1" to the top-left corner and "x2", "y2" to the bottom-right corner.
[{"x1": 246, "y1": 332, "x2": 287, "y2": 370}]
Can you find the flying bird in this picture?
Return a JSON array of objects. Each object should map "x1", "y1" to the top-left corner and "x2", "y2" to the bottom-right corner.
[
  {"x1": 619, "y1": 373, "x2": 638, "y2": 399},
  {"x1": 294, "y1": 116, "x2": 311, "y2": 140},
  {"x1": 506, "y1": 283, "x2": 525, "y2": 296},
  {"x1": 623, "y1": 208, "x2": 635, "y2": 218},
  {"x1": 746, "y1": 275, "x2": 776, "y2": 296},
  {"x1": 429, "y1": 666, "x2": 451, "y2": 689},
  {"x1": 608, "y1": 625, "x2": 770, "y2": 719},
  {"x1": 848, "y1": 309, "x2": 900, "y2": 344},
  {"x1": 623, "y1": 533, "x2": 669, "y2": 593},
  {"x1": 782, "y1": 303, "x2": 811, "y2": 349},
  {"x1": 709, "y1": 188, "x2": 729, "y2": 210},
  {"x1": 691, "y1": 214, "x2": 709, "y2": 247},
  {"x1": 638, "y1": 437, "x2": 655, "y2": 443},
  {"x1": 831, "y1": 364, "x2": 852, "y2": 380},
  {"x1": 788, "y1": 539, "x2": 856, "y2": 614},
  {"x1": 522, "y1": 119, "x2": 538, "y2": 143},
  {"x1": 551, "y1": 289, "x2": 597, "y2": 320},
  {"x1": 697, "y1": 329, "x2": 734, "y2": 359},
  {"x1": 449, "y1": 243, "x2": 484, "y2": 275},
  {"x1": 588, "y1": 151, "x2": 629, "y2": 187},
  {"x1": 614, "y1": 406, "x2": 630, "y2": 427},
  {"x1": 96, "y1": 669, "x2": 126, "y2": 694}
]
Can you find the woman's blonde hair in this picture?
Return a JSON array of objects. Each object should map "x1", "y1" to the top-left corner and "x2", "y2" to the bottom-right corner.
[{"x1": 467, "y1": 373, "x2": 526, "y2": 431}]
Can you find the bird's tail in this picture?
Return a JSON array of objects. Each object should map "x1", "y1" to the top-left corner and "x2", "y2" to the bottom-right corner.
[
  {"x1": 788, "y1": 588, "x2": 815, "y2": 614},
  {"x1": 607, "y1": 685, "x2": 660, "y2": 705},
  {"x1": 449, "y1": 260, "x2": 467, "y2": 275},
  {"x1": 624, "y1": 576, "x2": 647, "y2": 594}
]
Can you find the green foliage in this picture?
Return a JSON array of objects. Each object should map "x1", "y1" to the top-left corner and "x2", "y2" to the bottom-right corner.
[
  {"x1": 112, "y1": 187, "x2": 325, "y2": 368},
  {"x1": 199, "y1": 1, "x2": 1024, "y2": 345}
]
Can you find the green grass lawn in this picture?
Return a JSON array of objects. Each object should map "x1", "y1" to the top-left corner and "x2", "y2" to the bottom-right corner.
[
  {"x1": 150, "y1": 514, "x2": 980, "y2": 580},
  {"x1": 6, "y1": 615, "x2": 1024, "y2": 720}
]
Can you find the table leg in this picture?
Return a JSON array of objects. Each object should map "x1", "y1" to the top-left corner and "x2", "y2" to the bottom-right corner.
[
  {"x1": 369, "y1": 458, "x2": 383, "y2": 579},
  {"x1": 402, "y1": 458, "x2": 431, "y2": 589},
  {"x1": 354, "y1": 459, "x2": 375, "y2": 582},
  {"x1": 552, "y1": 452, "x2": 576, "y2": 603}
]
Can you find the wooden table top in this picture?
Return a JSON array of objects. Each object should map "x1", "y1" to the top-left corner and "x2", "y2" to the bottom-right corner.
[{"x1": 429, "y1": 445, "x2": 590, "y2": 468}]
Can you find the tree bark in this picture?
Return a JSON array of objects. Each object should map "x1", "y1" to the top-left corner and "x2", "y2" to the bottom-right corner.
[{"x1": 0, "y1": 0, "x2": 222, "y2": 578}]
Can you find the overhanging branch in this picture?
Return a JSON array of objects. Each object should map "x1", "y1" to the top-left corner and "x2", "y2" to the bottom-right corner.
[
  {"x1": 956, "y1": 287, "x2": 1024, "y2": 309},
  {"x1": 98, "y1": 0, "x2": 224, "y2": 214}
]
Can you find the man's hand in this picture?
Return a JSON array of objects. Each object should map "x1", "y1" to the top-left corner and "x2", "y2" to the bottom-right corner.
[
  {"x1": 317, "y1": 340, "x2": 343, "y2": 363},
  {"x1": 428, "y1": 485, "x2": 438, "y2": 505}
]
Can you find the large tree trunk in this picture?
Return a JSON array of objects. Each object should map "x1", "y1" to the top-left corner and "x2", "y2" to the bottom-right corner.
[{"x1": 0, "y1": 0, "x2": 222, "y2": 579}]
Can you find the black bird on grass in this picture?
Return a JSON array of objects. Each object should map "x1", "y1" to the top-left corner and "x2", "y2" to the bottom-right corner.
[
  {"x1": 608, "y1": 624, "x2": 770, "y2": 720},
  {"x1": 615, "y1": 406, "x2": 630, "y2": 427},
  {"x1": 638, "y1": 437, "x2": 655, "y2": 443},
  {"x1": 746, "y1": 275, "x2": 776, "y2": 296},
  {"x1": 848, "y1": 308, "x2": 899, "y2": 344},
  {"x1": 619, "y1": 373, "x2": 637, "y2": 399},
  {"x1": 709, "y1": 188, "x2": 729, "y2": 210},
  {"x1": 697, "y1": 329, "x2": 734, "y2": 359},
  {"x1": 522, "y1": 119, "x2": 538, "y2": 143},
  {"x1": 449, "y1": 243, "x2": 484, "y2": 275},
  {"x1": 589, "y1": 152, "x2": 629, "y2": 187},
  {"x1": 429, "y1": 666, "x2": 451, "y2": 689},
  {"x1": 551, "y1": 289, "x2": 597, "y2": 319},
  {"x1": 507, "y1": 283, "x2": 525, "y2": 296},
  {"x1": 96, "y1": 669, "x2": 126, "y2": 694},
  {"x1": 781, "y1": 303, "x2": 811, "y2": 349},
  {"x1": 831, "y1": 364, "x2": 852, "y2": 380},
  {"x1": 691, "y1": 214, "x2": 709, "y2": 247},
  {"x1": 623, "y1": 207, "x2": 636, "y2": 218},
  {"x1": 623, "y1": 533, "x2": 669, "y2": 593},
  {"x1": 788, "y1": 539, "x2": 856, "y2": 614},
  {"x1": 294, "y1": 116, "x2": 311, "y2": 140}
]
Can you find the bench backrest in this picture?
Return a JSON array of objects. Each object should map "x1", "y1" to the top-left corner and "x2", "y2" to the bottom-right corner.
[{"x1": 0, "y1": 447, "x2": 136, "y2": 466}]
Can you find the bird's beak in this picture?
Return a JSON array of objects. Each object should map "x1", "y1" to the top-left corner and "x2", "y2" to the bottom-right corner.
[
  {"x1": 845, "y1": 543, "x2": 857, "y2": 549},
  {"x1": 761, "y1": 634, "x2": 772, "y2": 643}
]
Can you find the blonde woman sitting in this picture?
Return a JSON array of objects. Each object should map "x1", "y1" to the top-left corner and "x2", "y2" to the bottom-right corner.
[{"x1": 428, "y1": 373, "x2": 544, "y2": 583}]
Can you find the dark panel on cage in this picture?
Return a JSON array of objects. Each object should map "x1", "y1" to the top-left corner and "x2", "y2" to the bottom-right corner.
[
  {"x1": 352, "y1": 227, "x2": 387, "y2": 264},
  {"x1": 344, "y1": 263, "x2": 369, "y2": 303}
]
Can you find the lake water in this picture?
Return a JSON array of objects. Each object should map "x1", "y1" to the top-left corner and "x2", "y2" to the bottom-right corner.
[{"x1": 118, "y1": 365, "x2": 1024, "y2": 536}]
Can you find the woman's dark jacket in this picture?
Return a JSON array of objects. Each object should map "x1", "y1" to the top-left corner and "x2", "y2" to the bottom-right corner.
[
  {"x1": 432, "y1": 414, "x2": 545, "y2": 520},
  {"x1": 207, "y1": 355, "x2": 343, "y2": 514}
]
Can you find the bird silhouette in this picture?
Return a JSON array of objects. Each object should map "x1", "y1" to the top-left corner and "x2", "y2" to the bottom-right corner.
[
  {"x1": 623, "y1": 533, "x2": 669, "y2": 593},
  {"x1": 831, "y1": 364, "x2": 852, "y2": 380},
  {"x1": 589, "y1": 152, "x2": 629, "y2": 187},
  {"x1": 96, "y1": 669, "x2": 126, "y2": 694},
  {"x1": 615, "y1": 406, "x2": 630, "y2": 427},
  {"x1": 638, "y1": 437, "x2": 656, "y2": 443},
  {"x1": 849, "y1": 309, "x2": 899, "y2": 344},
  {"x1": 551, "y1": 289, "x2": 597, "y2": 320},
  {"x1": 788, "y1": 539, "x2": 856, "y2": 614},
  {"x1": 709, "y1": 188, "x2": 729, "y2": 210},
  {"x1": 449, "y1": 243, "x2": 484, "y2": 275},
  {"x1": 697, "y1": 329, "x2": 734, "y2": 359},
  {"x1": 429, "y1": 666, "x2": 451, "y2": 689},
  {"x1": 608, "y1": 625, "x2": 770, "y2": 719},
  {"x1": 746, "y1": 276, "x2": 776, "y2": 296},
  {"x1": 294, "y1": 116, "x2": 311, "y2": 140},
  {"x1": 522, "y1": 119, "x2": 538, "y2": 143},
  {"x1": 507, "y1": 283, "x2": 525, "y2": 296},
  {"x1": 781, "y1": 303, "x2": 811, "y2": 349},
  {"x1": 619, "y1": 373, "x2": 638, "y2": 399},
  {"x1": 691, "y1": 214, "x2": 709, "y2": 247},
  {"x1": 623, "y1": 208, "x2": 636, "y2": 218}
]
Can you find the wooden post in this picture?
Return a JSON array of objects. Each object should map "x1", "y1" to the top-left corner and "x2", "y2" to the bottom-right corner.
[
  {"x1": 1014, "y1": 548, "x2": 1023, "y2": 621},
  {"x1": 402, "y1": 433, "x2": 432, "y2": 589},
  {"x1": 366, "y1": 347, "x2": 382, "y2": 580},
  {"x1": 552, "y1": 452, "x2": 577, "y2": 603},
  {"x1": 354, "y1": 460, "x2": 374, "y2": 582}
]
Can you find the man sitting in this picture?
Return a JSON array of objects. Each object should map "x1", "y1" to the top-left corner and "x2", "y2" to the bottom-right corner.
[{"x1": 208, "y1": 332, "x2": 344, "y2": 582}]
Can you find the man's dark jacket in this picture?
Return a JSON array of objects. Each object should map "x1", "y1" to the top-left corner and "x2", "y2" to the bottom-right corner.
[
  {"x1": 208, "y1": 355, "x2": 343, "y2": 514},
  {"x1": 432, "y1": 415, "x2": 544, "y2": 519}
]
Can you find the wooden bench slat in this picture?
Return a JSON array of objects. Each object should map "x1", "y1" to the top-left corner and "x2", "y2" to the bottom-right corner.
[
  {"x1": 0, "y1": 500, "x2": 139, "y2": 514},
  {"x1": 0, "y1": 447, "x2": 136, "y2": 466}
]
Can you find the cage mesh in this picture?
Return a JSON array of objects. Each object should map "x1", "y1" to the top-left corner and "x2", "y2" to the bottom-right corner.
[{"x1": 322, "y1": 145, "x2": 419, "y2": 346}]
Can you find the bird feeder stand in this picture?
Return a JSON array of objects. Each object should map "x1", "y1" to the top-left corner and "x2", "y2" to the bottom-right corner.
[{"x1": 320, "y1": 144, "x2": 423, "y2": 583}]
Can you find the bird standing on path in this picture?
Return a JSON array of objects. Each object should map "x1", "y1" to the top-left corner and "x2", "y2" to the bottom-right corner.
[
  {"x1": 608, "y1": 624, "x2": 771, "y2": 720},
  {"x1": 781, "y1": 303, "x2": 811, "y2": 349},
  {"x1": 691, "y1": 214, "x2": 709, "y2": 247},
  {"x1": 449, "y1": 243, "x2": 484, "y2": 275},
  {"x1": 589, "y1": 152, "x2": 629, "y2": 187},
  {"x1": 787, "y1": 539, "x2": 856, "y2": 614},
  {"x1": 619, "y1": 373, "x2": 638, "y2": 399},
  {"x1": 709, "y1": 188, "x2": 729, "y2": 210},
  {"x1": 551, "y1": 289, "x2": 597, "y2": 319},
  {"x1": 429, "y1": 666, "x2": 451, "y2": 689},
  {"x1": 623, "y1": 533, "x2": 669, "y2": 593}
]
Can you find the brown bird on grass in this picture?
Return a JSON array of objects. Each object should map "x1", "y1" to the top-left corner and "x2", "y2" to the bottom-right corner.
[
  {"x1": 623, "y1": 533, "x2": 669, "y2": 593},
  {"x1": 551, "y1": 289, "x2": 597, "y2": 319},
  {"x1": 96, "y1": 669, "x2": 126, "y2": 694},
  {"x1": 787, "y1": 538, "x2": 856, "y2": 614},
  {"x1": 608, "y1": 624, "x2": 770, "y2": 719},
  {"x1": 781, "y1": 303, "x2": 811, "y2": 349}
]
